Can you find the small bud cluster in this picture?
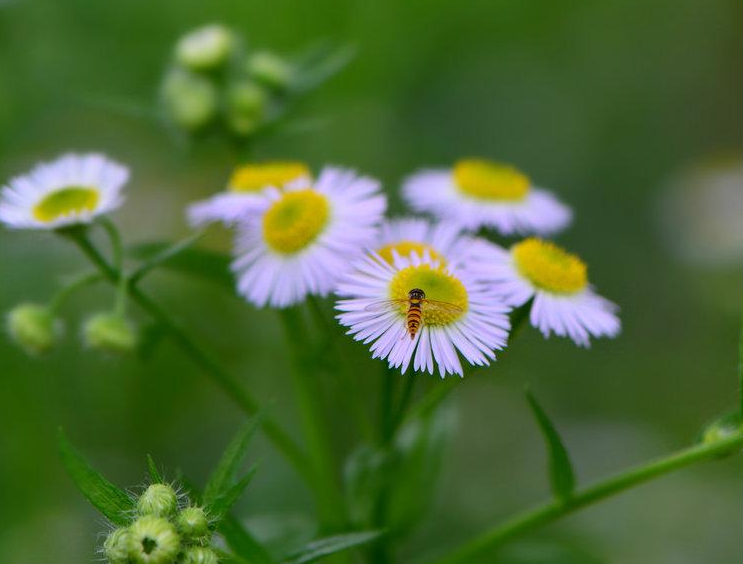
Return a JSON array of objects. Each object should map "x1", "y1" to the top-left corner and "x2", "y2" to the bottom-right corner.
[
  {"x1": 103, "y1": 483, "x2": 217, "y2": 564},
  {"x1": 161, "y1": 24, "x2": 294, "y2": 137}
]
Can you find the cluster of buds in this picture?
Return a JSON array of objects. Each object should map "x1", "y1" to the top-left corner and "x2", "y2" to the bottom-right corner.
[
  {"x1": 103, "y1": 483, "x2": 217, "y2": 564},
  {"x1": 6, "y1": 303, "x2": 138, "y2": 356},
  {"x1": 161, "y1": 23, "x2": 294, "y2": 137}
]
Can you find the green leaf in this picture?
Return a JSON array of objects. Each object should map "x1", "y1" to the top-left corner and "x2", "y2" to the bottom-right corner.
[
  {"x1": 290, "y1": 43, "x2": 356, "y2": 94},
  {"x1": 147, "y1": 454, "x2": 163, "y2": 484},
  {"x1": 58, "y1": 429, "x2": 135, "y2": 526},
  {"x1": 525, "y1": 389, "x2": 575, "y2": 502},
  {"x1": 282, "y1": 531, "x2": 383, "y2": 564},
  {"x1": 219, "y1": 514, "x2": 277, "y2": 564},
  {"x1": 204, "y1": 415, "x2": 263, "y2": 505},
  {"x1": 738, "y1": 310, "x2": 743, "y2": 417},
  {"x1": 208, "y1": 465, "x2": 259, "y2": 521}
]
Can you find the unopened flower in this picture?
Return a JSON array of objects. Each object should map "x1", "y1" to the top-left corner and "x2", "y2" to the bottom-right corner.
[
  {"x1": 233, "y1": 167, "x2": 386, "y2": 308},
  {"x1": 248, "y1": 51, "x2": 293, "y2": 90},
  {"x1": 103, "y1": 528, "x2": 130, "y2": 564},
  {"x1": 161, "y1": 69, "x2": 219, "y2": 131},
  {"x1": 225, "y1": 81, "x2": 268, "y2": 137},
  {"x1": 6, "y1": 303, "x2": 59, "y2": 355},
  {"x1": 181, "y1": 546, "x2": 219, "y2": 564},
  {"x1": 0, "y1": 153, "x2": 129, "y2": 230},
  {"x1": 374, "y1": 217, "x2": 503, "y2": 270},
  {"x1": 83, "y1": 312, "x2": 138, "y2": 354},
  {"x1": 187, "y1": 161, "x2": 311, "y2": 227},
  {"x1": 475, "y1": 238, "x2": 620, "y2": 346},
  {"x1": 176, "y1": 506, "x2": 210, "y2": 541},
  {"x1": 138, "y1": 484, "x2": 179, "y2": 518},
  {"x1": 127, "y1": 515, "x2": 181, "y2": 564},
  {"x1": 403, "y1": 158, "x2": 571, "y2": 236},
  {"x1": 336, "y1": 253, "x2": 511, "y2": 377},
  {"x1": 176, "y1": 24, "x2": 233, "y2": 71}
]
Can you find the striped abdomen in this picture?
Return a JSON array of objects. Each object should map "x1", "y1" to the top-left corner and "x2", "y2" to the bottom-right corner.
[{"x1": 406, "y1": 302, "x2": 422, "y2": 339}]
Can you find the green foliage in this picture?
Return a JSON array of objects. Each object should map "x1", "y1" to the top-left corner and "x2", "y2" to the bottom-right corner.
[
  {"x1": 218, "y1": 514, "x2": 277, "y2": 564},
  {"x1": 58, "y1": 429, "x2": 135, "y2": 526},
  {"x1": 148, "y1": 454, "x2": 164, "y2": 484},
  {"x1": 525, "y1": 389, "x2": 575, "y2": 502},
  {"x1": 281, "y1": 531, "x2": 383, "y2": 564}
]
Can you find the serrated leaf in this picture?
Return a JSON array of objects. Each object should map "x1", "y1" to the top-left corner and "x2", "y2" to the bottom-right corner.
[
  {"x1": 282, "y1": 531, "x2": 383, "y2": 564},
  {"x1": 147, "y1": 454, "x2": 163, "y2": 484},
  {"x1": 204, "y1": 415, "x2": 263, "y2": 506},
  {"x1": 525, "y1": 389, "x2": 575, "y2": 501},
  {"x1": 219, "y1": 514, "x2": 277, "y2": 564},
  {"x1": 208, "y1": 465, "x2": 258, "y2": 521},
  {"x1": 58, "y1": 429, "x2": 135, "y2": 526}
]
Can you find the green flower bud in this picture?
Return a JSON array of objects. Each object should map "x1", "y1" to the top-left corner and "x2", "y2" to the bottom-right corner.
[
  {"x1": 127, "y1": 515, "x2": 181, "y2": 564},
  {"x1": 176, "y1": 24, "x2": 233, "y2": 71},
  {"x1": 6, "y1": 303, "x2": 59, "y2": 355},
  {"x1": 138, "y1": 484, "x2": 178, "y2": 517},
  {"x1": 176, "y1": 506, "x2": 210, "y2": 541},
  {"x1": 83, "y1": 312, "x2": 138, "y2": 354},
  {"x1": 162, "y1": 69, "x2": 219, "y2": 131},
  {"x1": 225, "y1": 81, "x2": 267, "y2": 137},
  {"x1": 182, "y1": 546, "x2": 219, "y2": 564},
  {"x1": 701, "y1": 412, "x2": 742, "y2": 446},
  {"x1": 103, "y1": 527, "x2": 131, "y2": 564},
  {"x1": 247, "y1": 51, "x2": 293, "y2": 91}
]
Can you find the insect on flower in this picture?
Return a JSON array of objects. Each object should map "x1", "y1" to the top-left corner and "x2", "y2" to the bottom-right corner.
[{"x1": 364, "y1": 288, "x2": 465, "y2": 340}]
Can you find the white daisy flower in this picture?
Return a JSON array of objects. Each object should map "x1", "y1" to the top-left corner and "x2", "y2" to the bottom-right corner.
[
  {"x1": 402, "y1": 158, "x2": 572, "y2": 236},
  {"x1": 187, "y1": 161, "x2": 311, "y2": 227},
  {"x1": 474, "y1": 237, "x2": 620, "y2": 347},
  {"x1": 335, "y1": 253, "x2": 511, "y2": 377},
  {"x1": 232, "y1": 166, "x2": 386, "y2": 308},
  {"x1": 0, "y1": 153, "x2": 129, "y2": 230},
  {"x1": 374, "y1": 217, "x2": 505, "y2": 270}
]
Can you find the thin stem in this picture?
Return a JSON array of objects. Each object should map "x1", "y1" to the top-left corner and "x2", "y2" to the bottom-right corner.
[
  {"x1": 379, "y1": 365, "x2": 397, "y2": 443},
  {"x1": 428, "y1": 431, "x2": 743, "y2": 564},
  {"x1": 129, "y1": 229, "x2": 207, "y2": 286},
  {"x1": 508, "y1": 300, "x2": 532, "y2": 344},
  {"x1": 278, "y1": 307, "x2": 348, "y2": 530},
  {"x1": 47, "y1": 271, "x2": 103, "y2": 315},
  {"x1": 99, "y1": 218, "x2": 127, "y2": 315},
  {"x1": 61, "y1": 226, "x2": 316, "y2": 492}
]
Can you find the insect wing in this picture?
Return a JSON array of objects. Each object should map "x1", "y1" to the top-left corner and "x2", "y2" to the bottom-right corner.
[
  {"x1": 421, "y1": 299, "x2": 465, "y2": 315},
  {"x1": 363, "y1": 299, "x2": 409, "y2": 313}
]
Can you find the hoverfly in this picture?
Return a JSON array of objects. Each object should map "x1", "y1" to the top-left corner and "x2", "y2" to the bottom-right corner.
[{"x1": 364, "y1": 288, "x2": 464, "y2": 340}]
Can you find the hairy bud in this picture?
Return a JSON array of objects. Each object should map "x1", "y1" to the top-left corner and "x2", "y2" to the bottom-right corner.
[
  {"x1": 127, "y1": 515, "x2": 181, "y2": 564},
  {"x1": 6, "y1": 303, "x2": 58, "y2": 355},
  {"x1": 176, "y1": 24, "x2": 233, "y2": 71},
  {"x1": 138, "y1": 484, "x2": 178, "y2": 517},
  {"x1": 176, "y1": 506, "x2": 210, "y2": 541},
  {"x1": 162, "y1": 69, "x2": 219, "y2": 131},
  {"x1": 83, "y1": 312, "x2": 138, "y2": 354},
  {"x1": 103, "y1": 527, "x2": 131, "y2": 564},
  {"x1": 247, "y1": 51, "x2": 293, "y2": 91},
  {"x1": 182, "y1": 546, "x2": 220, "y2": 564}
]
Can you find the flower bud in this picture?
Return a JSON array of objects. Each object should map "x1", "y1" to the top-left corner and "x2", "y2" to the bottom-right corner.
[
  {"x1": 104, "y1": 527, "x2": 131, "y2": 564},
  {"x1": 182, "y1": 546, "x2": 219, "y2": 564},
  {"x1": 701, "y1": 412, "x2": 742, "y2": 446},
  {"x1": 176, "y1": 506, "x2": 210, "y2": 541},
  {"x1": 162, "y1": 69, "x2": 219, "y2": 131},
  {"x1": 127, "y1": 515, "x2": 181, "y2": 564},
  {"x1": 83, "y1": 312, "x2": 138, "y2": 354},
  {"x1": 247, "y1": 51, "x2": 293, "y2": 91},
  {"x1": 138, "y1": 484, "x2": 178, "y2": 517},
  {"x1": 176, "y1": 24, "x2": 234, "y2": 71},
  {"x1": 225, "y1": 81, "x2": 267, "y2": 137},
  {"x1": 6, "y1": 303, "x2": 58, "y2": 355}
]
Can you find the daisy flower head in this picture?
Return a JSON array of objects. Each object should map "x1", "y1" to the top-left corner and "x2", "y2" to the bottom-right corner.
[
  {"x1": 187, "y1": 161, "x2": 311, "y2": 227},
  {"x1": 232, "y1": 166, "x2": 386, "y2": 308},
  {"x1": 336, "y1": 253, "x2": 511, "y2": 377},
  {"x1": 0, "y1": 153, "x2": 129, "y2": 230},
  {"x1": 374, "y1": 216, "x2": 506, "y2": 270},
  {"x1": 402, "y1": 158, "x2": 572, "y2": 236},
  {"x1": 477, "y1": 237, "x2": 620, "y2": 347}
]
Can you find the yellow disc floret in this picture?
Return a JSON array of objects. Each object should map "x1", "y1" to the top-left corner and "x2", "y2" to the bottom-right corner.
[
  {"x1": 512, "y1": 238, "x2": 588, "y2": 294},
  {"x1": 263, "y1": 189, "x2": 330, "y2": 254},
  {"x1": 376, "y1": 241, "x2": 445, "y2": 265},
  {"x1": 453, "y1": 158, "x2": 530, "y2": 201},
  {"x1": 33, "y1": 187, "x2": 99, "y2": 223},
  {"x1": 389, "y1": 264, "x2": 468, "y2": 325},
  {"x1": 229, "y1": 161, "x2": 310, "y2": 192}
]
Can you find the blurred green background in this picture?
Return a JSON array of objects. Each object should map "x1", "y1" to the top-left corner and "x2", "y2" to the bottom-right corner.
[{"x1": 2, "y1": 0, "x2": 743, "y2": 562}]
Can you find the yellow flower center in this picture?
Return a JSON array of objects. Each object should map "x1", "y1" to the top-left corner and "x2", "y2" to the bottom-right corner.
[
  {"x1": 32, "y1": 187, "x2": 100, "y2": 223},
  {"x1": 376, "y1": 241, "x2": 445, "y2": 265},
  {"x1": 453, "y1": 158, "x2": 530, "y2": 201},
  {"x1": 263, "y1": 189, "x2": 330, "y2": 254},
  {"x1": 512, "y1": 238, "x2": 587, "y2": 294},
  {"x1": 229, "y1": 161, "x2": 310, "y2": 192},
  {"x1": 389, "y1": 264, "x2": 468, "y2": 326}
]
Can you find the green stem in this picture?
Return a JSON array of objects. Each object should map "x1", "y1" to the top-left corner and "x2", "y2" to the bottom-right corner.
[
  {"x1": 61, "y1": 226, "x2": 316, "y2": 492},
  {"x1": 428, "y1": 431, "x2": 743, "y2": 564},
  {"x1": 99, "y1": 218, "x2": 127, "y2": 315},
  {"x1": 47, "y1": 271, "x2": 103, "y2": 315},
  {"x1": 128, "y1": 229, "x2": 207, "y2": 286},
  {"x1": 278, "y1": 307, "x2": 348, "y2": 530}
]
